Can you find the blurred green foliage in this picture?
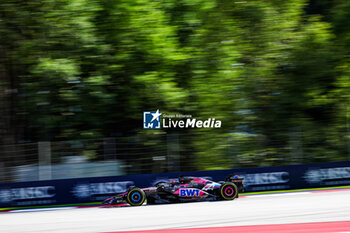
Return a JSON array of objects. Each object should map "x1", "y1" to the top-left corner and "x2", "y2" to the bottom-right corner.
[{"x1": 1, "y1": 0, "x2": 350, "y2": 171}]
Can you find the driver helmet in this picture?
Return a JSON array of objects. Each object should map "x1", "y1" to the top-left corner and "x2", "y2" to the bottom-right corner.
[{"x1": 179, "y1": 175, "x2": 186, "y2": 183}]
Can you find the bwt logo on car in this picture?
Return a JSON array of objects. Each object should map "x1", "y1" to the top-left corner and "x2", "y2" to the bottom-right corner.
[
  {"x1": 179, "y1": 188, "x2": 200, "y2": 197},
  {"x1": 0, "y1": 186, "x2": 55, "y2": 204}
]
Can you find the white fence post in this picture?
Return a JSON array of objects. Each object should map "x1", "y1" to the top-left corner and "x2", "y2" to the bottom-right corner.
[{"x1": 38, "y1": 141, "x2": 52, "y2": 180}]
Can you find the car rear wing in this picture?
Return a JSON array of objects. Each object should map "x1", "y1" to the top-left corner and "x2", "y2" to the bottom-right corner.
[
  {"x1": 225, "y1": 175, "x2": 244, "y2": 182},
  {"x1": 225, "y1": 175, "x2": 244, "y2": 192}
]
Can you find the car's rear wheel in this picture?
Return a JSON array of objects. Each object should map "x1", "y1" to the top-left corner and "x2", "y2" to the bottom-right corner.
[
  {"x1": 220, "y1": 182, "x2": 238, "y2": 200},
  {"x1": 126, "y1": 188, "x2": 146, "y2": 206}
]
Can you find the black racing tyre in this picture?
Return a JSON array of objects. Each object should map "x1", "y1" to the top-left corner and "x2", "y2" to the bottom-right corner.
[
  {"x1": 220, "y1": 182, "x2": 238, "y2": 200},
  {"x1": 126, "y1": 188, "x2": 146, "y2": 206}
]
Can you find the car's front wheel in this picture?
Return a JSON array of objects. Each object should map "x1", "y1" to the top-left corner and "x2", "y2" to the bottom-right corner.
[{"x1": 126, "y1": 188, "x2": 146, "y2": 206}]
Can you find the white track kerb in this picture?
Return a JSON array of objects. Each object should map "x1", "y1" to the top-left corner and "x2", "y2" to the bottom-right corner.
[{"x1": 0, "y1": 189, "x2": 349, "y2": 233}]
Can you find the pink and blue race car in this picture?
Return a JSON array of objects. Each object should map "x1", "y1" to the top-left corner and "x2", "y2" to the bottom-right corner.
[{"x1": 103, "y1": 175, "x2": 244, "y2": 206}]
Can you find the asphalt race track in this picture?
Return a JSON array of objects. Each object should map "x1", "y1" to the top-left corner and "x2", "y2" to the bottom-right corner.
[{"x1": 0, "y1": 189, "x2": 350, "y2": 233}]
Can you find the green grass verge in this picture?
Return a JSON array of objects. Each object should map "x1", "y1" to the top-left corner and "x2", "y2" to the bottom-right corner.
[{"x1": 0, "y1": 202, "x2": 101, "y2": 211}]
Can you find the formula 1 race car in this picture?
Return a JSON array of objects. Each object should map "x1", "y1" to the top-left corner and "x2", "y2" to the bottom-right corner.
[{"x1": 102, "y1": 175, "x2": 244, "y2": 206}]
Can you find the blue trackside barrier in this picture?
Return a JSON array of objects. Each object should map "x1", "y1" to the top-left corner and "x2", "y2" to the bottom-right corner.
[{"x1": 0, "y1": 161, "x2": 350, "y2": 207}]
